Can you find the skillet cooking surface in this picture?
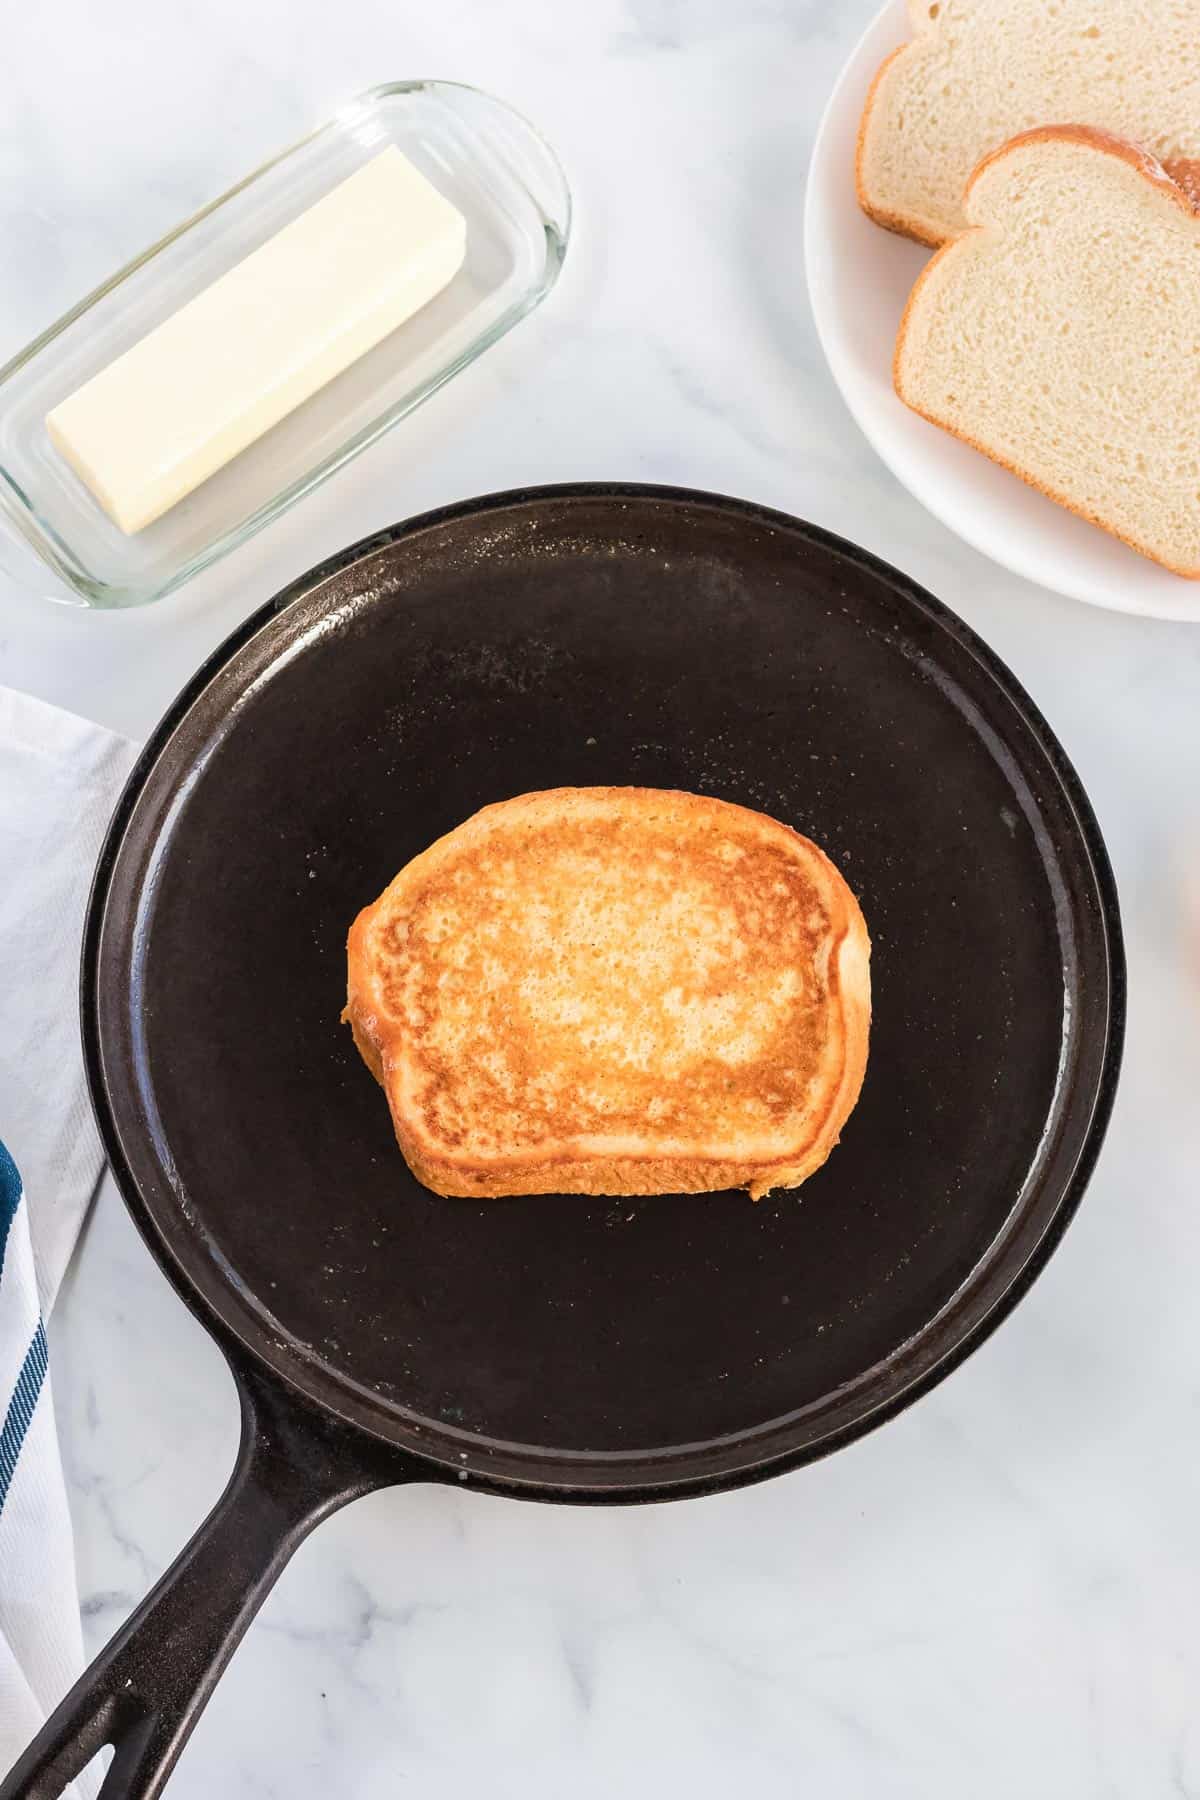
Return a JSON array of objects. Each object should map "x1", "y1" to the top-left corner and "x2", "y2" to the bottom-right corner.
[{"x1": 87, "y1": 485, "x2": 1122, "y2": 1495}]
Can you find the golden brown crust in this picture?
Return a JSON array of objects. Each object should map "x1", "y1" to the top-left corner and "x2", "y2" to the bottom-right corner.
[
  {"x1": 892, "y1": 125, "x2": 1200, "y2": 580},
  {"x1": 1164, "y1": 155, "x2": 1200, "y2": 211},
  {"x1": 345, "y1": 788, "x2": 871, "y2": 1200}
]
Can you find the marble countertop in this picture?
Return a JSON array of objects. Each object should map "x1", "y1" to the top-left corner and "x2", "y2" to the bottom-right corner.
[{"x1": 5, "y1": 0, "x2": 1200, "y2": 1794}]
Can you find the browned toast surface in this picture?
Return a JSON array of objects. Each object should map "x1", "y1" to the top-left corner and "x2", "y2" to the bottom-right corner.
[{"x1": 345, "y1": 788, "x2": 870, "y2": 1198}]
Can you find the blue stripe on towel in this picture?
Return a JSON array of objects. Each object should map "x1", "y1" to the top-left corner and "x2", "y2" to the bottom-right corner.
[
  {"x1": 0, "y1": 1138, "x2": 21, "y2": 1271},
  {"x1": 0, "y1": 1322, "x2": 49, "y2": 1513},
  {"x1": 0, "y1": 1140, "x2": 49, "y2": 1511}
]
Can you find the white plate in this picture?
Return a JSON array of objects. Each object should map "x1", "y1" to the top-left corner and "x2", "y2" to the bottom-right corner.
[{"x1": 804, "y1": 0, "x2": 1200, "y2": 621}]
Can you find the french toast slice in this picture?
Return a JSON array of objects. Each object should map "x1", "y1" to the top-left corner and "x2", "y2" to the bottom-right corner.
[{"x1": 344, "y1": 787, "x2": 870, "y2": 1199}]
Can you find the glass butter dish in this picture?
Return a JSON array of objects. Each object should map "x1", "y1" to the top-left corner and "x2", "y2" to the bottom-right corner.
[{"x1": 0, "y1": 83, "x2": 570, "y2": 607}]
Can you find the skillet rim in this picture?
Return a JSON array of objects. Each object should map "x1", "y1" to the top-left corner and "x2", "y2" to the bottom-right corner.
[{"x1": 79, "y1": 481, "x2": 1126, "y2": 1502}]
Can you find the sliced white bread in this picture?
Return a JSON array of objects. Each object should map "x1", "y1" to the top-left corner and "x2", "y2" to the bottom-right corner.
[
  {"x1": 857, "y1": 0, "x2": 1200, "y2": 247},
  {"x1": 894, "y1": 128, "x2": 1200, "y2": 577}
]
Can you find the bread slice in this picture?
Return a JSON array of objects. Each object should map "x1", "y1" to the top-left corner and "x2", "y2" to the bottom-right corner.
[
  {"x1": 894, "y1": 127, "x2": 1200, "y2": 577},
  {"x1": 345, "y1": 787, "x2": 870, "y2": 1199},
  {"x1": 857, "y1": 0, "x2": 1200, "y2": 247}
]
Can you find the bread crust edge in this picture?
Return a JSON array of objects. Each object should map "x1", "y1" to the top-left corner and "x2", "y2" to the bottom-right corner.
[{"x1": 855, "y1": 42, "x2": 951, "y2": 247}]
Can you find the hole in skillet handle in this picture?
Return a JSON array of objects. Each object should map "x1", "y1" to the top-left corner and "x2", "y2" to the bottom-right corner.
[{"x1": 0, "y1": 1363, "x2": 407, "y2": 1800}]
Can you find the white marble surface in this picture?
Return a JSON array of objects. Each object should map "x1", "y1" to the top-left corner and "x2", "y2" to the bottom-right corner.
[{"x1": 5, "y1": 0, "x2": 1200, "y2": 1794}]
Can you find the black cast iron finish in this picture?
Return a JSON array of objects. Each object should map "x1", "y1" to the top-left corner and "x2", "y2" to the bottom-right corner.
[{"x1": 2, "y1": 486, "x2": 1124, "y2": 1800}]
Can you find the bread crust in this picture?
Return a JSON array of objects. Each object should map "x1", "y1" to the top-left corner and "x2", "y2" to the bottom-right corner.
[
  {"x1": 855, "y1": 44, "x2": 948, "y2": 247},
  {"x1": 892, "y1": 124, "x2": 1200, "y2": 579},
  {"x1": 1165, "y1": 156, "x2": 1200, "y2": 210},
  {"x1": 345, "y1": 788, "x2": 871, "y2": 1201}
]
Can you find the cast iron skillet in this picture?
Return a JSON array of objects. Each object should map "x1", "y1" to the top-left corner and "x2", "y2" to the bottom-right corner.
[{"x1": 4, "y1": 486, "x2": 1123, "y2": 1800}]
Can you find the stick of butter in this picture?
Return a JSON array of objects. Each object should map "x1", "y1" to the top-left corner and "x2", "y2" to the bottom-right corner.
[{"x1": 46, "y1": 148, "x2": 467, "y2": 534}]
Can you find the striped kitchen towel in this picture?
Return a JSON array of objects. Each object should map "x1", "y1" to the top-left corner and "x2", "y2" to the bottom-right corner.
[
  {"x1": 0, "y1": 686, "x2": 137, "y2": 1793},
  {"x1": 0, "y1": 1138, "x2": 82, "y2": 1780}
]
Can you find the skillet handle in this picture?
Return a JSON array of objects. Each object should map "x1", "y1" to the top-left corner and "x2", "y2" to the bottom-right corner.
[{"x1": 0, "y1": 1364, "x2": 406, "y2": 1800}]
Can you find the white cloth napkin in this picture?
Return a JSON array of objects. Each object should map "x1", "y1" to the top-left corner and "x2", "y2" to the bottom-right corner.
[{"x1": 0, "y1": 686, "x2": 137, "y2": 1791}]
